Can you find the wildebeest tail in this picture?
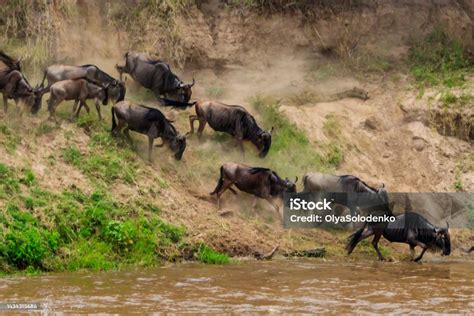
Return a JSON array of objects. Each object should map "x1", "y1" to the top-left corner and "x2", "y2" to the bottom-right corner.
[
  {"x1": 303, "y1": 174, "x2": 309, "y2": 191},
  {"x1": 346, "y1": 222, "x2": 367, "y2": 254},
  {"x1": 210, "y1": 166, "x2": 225, "y2": 195},
  {"x1": 111, "y1": 107, "x2": 117, "y2": 132}
]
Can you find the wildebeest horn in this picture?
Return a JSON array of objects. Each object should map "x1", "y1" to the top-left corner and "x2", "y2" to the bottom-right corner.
[
  {"x1": 184, "y1": 132, "x2": 191, "y2": 138},
  {"x1": 269, "y1": 126, "x2": 274, "y2": 134},
  {"x1": 381, "y1": 183, "x2": 385, "y2": 188},
  {"x1": 294, "y1": 176, "x2": 298, "y2": 183},
  {"x1": 446, "y1": 221, "x2": 449, "y2": 229},
  {"x1": 189, "y1": 78, "x2": 195, "y2": 87}
]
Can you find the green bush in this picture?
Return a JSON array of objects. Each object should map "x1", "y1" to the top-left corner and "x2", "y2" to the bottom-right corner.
[
  {"x1": 408, "y1": 29, "x2": 473, "y2": 87},
  {"x1": 197, "y1": 244, "x2": 230, "y2": 264}
]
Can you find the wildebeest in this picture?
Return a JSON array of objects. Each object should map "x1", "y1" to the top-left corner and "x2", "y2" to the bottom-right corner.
[
  {"x1": 47, "y1": 79, "x2": 109, "y2": 119},
  {"x1": 0, "y1": 51, "x2": 40, "y2": 112},
  {"x1": 346, "y1": 212, "x2": 451, "y2": 262},
  {"x1": 303, "y1": 172, "x2": 390, "y2": 221},
  {"x1": 40, "y1": 64, "x2": 126, "y2": 104},
  {"x1": 210, "y1": 163, "x2": 297, "y2": 217},
  {"x1": 115, "y1": 52, "x2": 194, "y2": 105},
  {"x1": 111, "y1": 101, "x2": 188, "y2": 161},
  {"x1": 189, "y1": 101, "x2": 273, "y2": 157}
]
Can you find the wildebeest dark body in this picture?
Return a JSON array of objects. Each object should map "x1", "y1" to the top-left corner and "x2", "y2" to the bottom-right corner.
[
  {"x1": 190, "y1": 101, "x2": 273, "y2": 157},
  {"x1": 111, "y1": 101, "x2": 187, "y2": 161}
]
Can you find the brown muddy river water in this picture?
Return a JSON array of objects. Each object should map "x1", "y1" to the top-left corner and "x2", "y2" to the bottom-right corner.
[{"x1": 1, "y1": 259, "x2": 473, "y2": 314}]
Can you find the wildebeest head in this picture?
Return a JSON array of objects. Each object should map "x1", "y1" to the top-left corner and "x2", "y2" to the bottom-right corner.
[
  {"x1": 376, "y1": 183, "x2": 392, "y2": 213},
  {"x1": 30, "y1": 86, "x2": 48, "y2": 114},
  {"x1": 283, "y1": 176, "x2": 298, "y2": 193},
  {"x1": 98, "y1": 84, "x2": 109, "y2": 106},
  {"x1": 109, "y1": 80, "x2": 126, "y2": 103},
  {"x1": 169, "y1": 133, "x2": 188, "y2": 161},
  {"x1": 115, "y1": 52, "x2": 131, "y2": 78},
  {"x1": 434, "y1": 223, "x2": 451, "y2": 256},
  {"x1": 270, "y1": 173, "x2": 298, "y2": 198},
  {"x1": 255, "y1": 127, "x2": 273, "y2": 158},
  {"x1": 165, "y1": 78, "x2": 194, "y2": 103}
]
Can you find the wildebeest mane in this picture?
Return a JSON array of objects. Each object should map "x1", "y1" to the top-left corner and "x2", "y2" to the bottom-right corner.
[
  {"x1": 80, "y1": 64, "x2": 117, "y2": 82},
  {"x1": 142, "y1": 105, "x2": 178, "y2": 135},
  {"x1": 239, "y1": 110, "x2": 265, "y2": 139},
  {"x1": 0, "y1": 50, "x2": 20, "y2": 71},
  {"x1": 249, "y1": 167, "x2": 271, "y2": 175},
  {"x1": 339, "y1": 175, "x2": 378, "y2": 193}
]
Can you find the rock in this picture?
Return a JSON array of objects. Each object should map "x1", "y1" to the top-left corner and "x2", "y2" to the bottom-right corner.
[
  {"x1": 412, "y1": 137, "x2": 426, "y2": 151},
  {"x1": 364, "y1": 116, "x2": 379, "y2": 130}
]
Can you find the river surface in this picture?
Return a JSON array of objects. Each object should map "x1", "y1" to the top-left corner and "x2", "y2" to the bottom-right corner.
[{"x1": 1, "y1": 259, "x2": 473, "y2": 314}]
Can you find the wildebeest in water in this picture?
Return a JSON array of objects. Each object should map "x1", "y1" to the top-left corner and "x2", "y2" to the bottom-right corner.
[
  {"x1": 115, "y1": 52, "x2": 194, "y2": 106},
  {"x1": 47, "y1": 79, "x2": 109, "y2": 119},
  {"x1": 346, "y1": 211, "x2": 451, "y2": 262},
  {"x1": 111, "y1": 101, "x2": 188, "y2": 161},
  {"x1": 210, "y1": 163, "x2": 297, "y2": 217},
  {"x1": 190, "y1": 101, "x2": 273, "y2": 157}
]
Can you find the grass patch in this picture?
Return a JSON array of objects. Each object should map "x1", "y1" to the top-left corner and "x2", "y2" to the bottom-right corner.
[
  {"x1": 0, "y1": 123, "x2": 21, "y2": 153},
  {"x1": 408, "y1": 29, "x2": 473, "y2": 87},
  {"x1": 0, "y1": 165, "x2": 189, "y2": 274},
  {"x1": 196, "y1": 244, "x2": 230, "y2": 264},
  {"x1": 206, "y1": 86, "x2": 225, "y2": 98},
  {"x1": 61, "y1": 131, "x2": 138, "y2": 184}
]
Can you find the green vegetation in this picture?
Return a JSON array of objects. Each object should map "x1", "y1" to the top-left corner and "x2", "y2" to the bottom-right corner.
[
  {"x1": 206, "y1": 86, "x2": 225, "y2": 98},
  {"x1": 0, "y1": 163, "x2": 190, "y2": 273},
  {"x1": 408, "y1": 29, "x2": 473, "y2": 87},
  {"x1": 196, "y1": 244, "x2": 231, "y2": 264},
  {"x1": 251, "y1": 96, "x2": 343, "y2": 176},
  {"x1": 0, "y1": 123, "x2": 21, "y2": 153},
  {"x1": 61, "y1": 131, "x2": 138, "y2": 185},
  {"x1": 439, "y1": 90, "x2": 473, "y2": 109}
]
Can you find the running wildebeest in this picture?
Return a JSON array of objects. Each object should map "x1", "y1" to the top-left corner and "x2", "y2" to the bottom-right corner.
[
  {"x1": 189, "y1": 101, "x2": 273, "y2": 158},
  {"x1": 40, "y1": 64, "x2": 125, "y2": 105},
  {"x1": 210, "y1": 163, "x2": 297, "y2": 217},
  {"x1": 303, "y1": 172, "x2": 390, "y2": 221},
  {"x1": 115, "y1": 52, "x2": 194, "y2": 105},
  {"x1": 346, "y1": 212, "x2": 451, "y2": 262},
  {"x1": 111, "y1": 101, "x2": 188, "y2": 161},
  {"x1": 0, "y1": 51, "x2": 40, "y2": 113},
  {"x1": 47, "y1": 79, "x2": 109, "y2": 119}
]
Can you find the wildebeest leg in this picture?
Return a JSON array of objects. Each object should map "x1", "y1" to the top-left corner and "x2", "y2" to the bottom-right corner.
[
  {"x1": 409, "y1": 244, "x2": 416, "y2": 260},
  {"x1": 236, "y1": 137, "x2": 244, "y2": 155},
  {"x1": 215, "y1": 180, "x2": 234, "y2": 209},
  {"x1": 410, "y1": 239, "x2": 428, "y2": 262},
  {"x1": 147, "y1": 135, "x2": 154, "y2": 162},
  {"x1": 414, "y1": 247, "x2": 428, "y2": 262},
  {"x1": 95, "y1": 99, "x2": 102, "y2": 120},
  {"x1": 72, "y1": 100, "x2": 80, "y2": 118},
  {"x1": 372, "y1": 231, "x2": 385, "y2": 261},
  {"x1": 252, "y1": 196, "x2": 259, "y2": 209},
  {"x1": 265, "y1": 197, "x2": 282, "y2": 219},
  {"x1": 347, "y1": 226, "x2": 375, "y2": 254},
  {"x1": 189, "y1": 115, "x2": 197, "y2": 134},
  {"x1": 3, "y1": 94, "x2": 8, "y2": 112},
  {"x1": 82, "y1": 100, "x2": 91, "y2": 114},
  {"x1": 197, "y1": 119, "x2": 207, "y2": 138},
  {"x1": 123, "y1": 127, "x2": 134, "y2": 146}
]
